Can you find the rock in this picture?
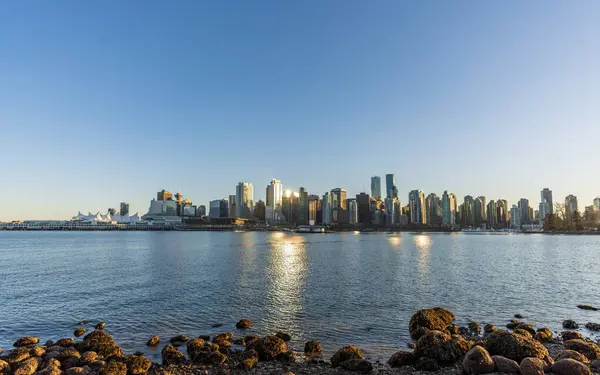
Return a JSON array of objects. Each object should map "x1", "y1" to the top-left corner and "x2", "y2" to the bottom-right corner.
[
  {"x1": 514, "y1": 314, "x2": 524, "y2": 319},
  {"x1": 95, "y1": 344, "x2": 122, "y2": 358},
  {"x1": 408, "y1": 307, "x2": 455, "y2": 340},
  {"x1": 160, "y1": 345, "x2": 184, "y2": 366},
  {"x1": 0, "y1": 359, "x2": 9, "y2": 373},
  {"x1": 564, "y1": 320, "x2": 579, "y2": 329},
  {"x1": 235, "y1": 319, "x2": 253, "y2": 329},
  {"x1": 414, "y1": 330, "x2": 469, "y2": 365},
  {"x1": 169, "y1": 335, "x2": 188, "y2": 346},
  {"x1": 37, "y1": 367, "x2": 63, "y2": 375},
  {"x1": 81, "y1": 331, "x2": 114, "y2": 348},
  {"x1": 146, "y1": 336, "x2": 159, "y2": 347},
  {"x1": 447, "y1": 324, "x2": 459, "y2": 335},
  {"x1": 388, "y1": 350, "x2": 415, "y2": 367},
  {"x1": 57, "y1": 348, "x2": 81, "y2": 361},
  {"x1": 341, "y1": 358, "x2": 373, "y2": 372},
  {"x1": 246, "y1": 336, "x2": 287, "y2": 361},
  {"x1": 468, "y1": 322, "x2": 482, "y2": 336},
  {"x1": 14, "y1": 357, "x2": 40, "y2": 375},
  {"x1": 79, "y1": 352, "x2": 98, "y2": 365},
  {"x1": 30, "y1": 346, "x2": 45, "y2": 357},
  {"x1": 77, "y1": 321, "x2": 89, "y2": 325},
  {"x1": 564, "y1": 339, "x2": 600, "y2": 360},
  {"x1": 232, "y1": 338, "x2": 246, "y2": 345},
  {"x1": 462, "y1": 345, "x2": 495, "y2": 374},
  {"x1": 45, "y1": 340, "x2": 55, "y2": 347},
  {"x1": 303, "y1": 340, "x2": 322, "y2": 355},
  {"x1": 94, "y1": 322, "x2": 105, "y2": 330},
  {"x1": 562, "y1": 331, "x2": 583, "y2": 341},
  {"x1": 330, "y1": 345, "x2": 362, "y2": 368},
  {"x1": 591, "y1": 359, "x2": 600, "y2": 369},
  {"x1": 407, "y1": 343, "x2": 416, "y2": 349},
  {"x1": 506, "y1": 320, "x2": 521, "y2": 329},
  {"x1": 212, "y1": 323, "x2": 224, "y2": 328},
  {"x1": 98, "y1": 361, "x2": 126, "y2": 375},
  {"x1": 203, "y1": 352, "x2": 227, "y2": 366},
  {"x1": 492, "y1": 355, "x2": 519, "y2": 373},
  {"x1": 47, "y1": 346, "x2": 64, "y2": 353},
  {"x1": 186, "y1": 338, "x2": 205, "y2": 361},
  {"x1": 275, "y1": 332, "x2": 292, "y2": 342},
  {"x1": 55, "y1": 339, "x2": 75, "y2": 348},
  {"x1": 414, "y1": 357, "x2": 440, "y2": 371},
  {"x1": 238, "y1": 356, "x2": 258, "y2": 370},
  {"x1": 534, "y1": 328, "x2": 552, "y2": 343},
  {"x1": 552, "y1": 358, "x2": 592, "y2": 375},
  {"x1": 125, "y1": 355, "x2": 151, "y2": 375},
  {"x1": 585, "y1": 322, "x2": 600, "y2": 332},
  {"x1": 483, "y1": 330, "x2": 548, "y2": 362},
  {"x1": 577, "y1": 305, "x2": 599, "y2": 311},
  {"x1": 14, "y1": 337, "x2": 40, "y2": 347},
  {"x1": 514, "y1": 323, "x2": 536, "y2": 336},
  {"x1": 61, "y1": 358, "x2": 79, "y2": 370},
  {"x1": 520, "y1": 357, "x2": 545, "y2": 375},
  {"x1": 90, "y1": 360, "x2": 105, "y2": 371},
  {"x1": 198, "y1": 335, "x2": 210, "y2": 341},
  {"x1": 64, "y1": 367, "x2": 89, "y2": 375},
  {"x1": 484, "y1": 324, "x2": 496, "y2": 334},
  {"x1": 4, "y1": 348, "x2": 31, "y2": 364},
  {"x1": 276, "y1": 351, "x2": 296, "y2": 363},
  {"x1": 213, "y1": 333, "x2": 232, "y2": 342},
  {"x1": 557, "y1": 349, "x2": 590, "y2": 364},
  {"x1": 74, "y1": 329, "x2": 87, "y2": 338}
]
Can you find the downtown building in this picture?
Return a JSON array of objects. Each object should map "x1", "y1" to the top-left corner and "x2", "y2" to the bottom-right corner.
[
  {"x1": 442, "y1": 191, "x2": 456, "y2": 226},
  {"x1": 409, "y1": 190, "x2": 426, "y2": 225},
  {"x1": 265, "y1": 179, "x2": 283, "y2": 224},
  {"x1": 235, "y1": 182, "x2": 254, "y2": 219},
  {"x1": 371, "y1": 176, "x2": 382, "y2": 199}
]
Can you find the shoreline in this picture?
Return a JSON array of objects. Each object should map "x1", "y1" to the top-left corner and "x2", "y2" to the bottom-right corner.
[{"x1": 2, "y1": 309, "x2": 600, "y2": 375}]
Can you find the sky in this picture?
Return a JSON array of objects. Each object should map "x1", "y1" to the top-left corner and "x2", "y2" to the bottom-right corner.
[{"x1": 1, "y1": 0, "x2": 600, "y2": 220}]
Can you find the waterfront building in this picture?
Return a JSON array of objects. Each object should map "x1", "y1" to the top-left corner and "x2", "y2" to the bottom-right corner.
[
  {"x1": 73, "y1": 211, "x2": 141, "y2": 223},
  {"x1": 476, "y1": 196, "x2": 486, "y2": 225},
  {"x1": 331, "y1": 188, "x2": 347, "y2": 209},
  {"x1": 371, "y1": 176, "x2": 382, "y2": 199},
  {"x1": 595, "y1": 197, "x2": 600, "y2": 210},
  {"x1": 393, "y1": 199, "x2": 402, "y2": 224},
  {"x1": 385, "y1": 174, "x2": 398, "y2": 199},
  {"x1": 426, "y1": 193, "x2": 442, "y2": 226},
  {"x1": 385, "y1": 197, "x2": 395, "y2": 225},
  {"x1": 108, "y1": 208, "x2": 117, "y2": 216},
  {"x1": 322, "y1": 192, "x2": 333, "y2": 225},
  {"x1": 197, "y1": 205, "x2": 206, "y2": 217},
  {"x1": 119, "y1": 202, "x2": 129, "y2": 216},
  {"x1": 298, "y1": 187, "x2": 309, "y2": 225},
  {"x1": 510, "y1": 205, "x2": 521, "y2": 229},
  {"x1": 235, "y1": 182, "x2": 254, "y2": 219},
  {"x1": 496, "y1": 199, "x2": 508, "y2": 228},
  {"x1": 308, "y1": 195, "x2": 319, "y2": 225},
  {"x1": 487, "y1": 200, "x2": 497, "y2": 228},
  {"x1": 228, "y1": 195, "x2": 236, "y2": 218},
  {"x1": 182, "y1": 205, "x2": 196, "y2": 216},
  {"x1": 148, "y1": 198, "x2": 177, "y2": 216},
  {"x1": 541, "y1": 188, "x2": 553, "y2": 212},
  {"x1": 209, "y1": 199, "x2": 229, "y2": 218},
  {"x1": 348, "y1": 198, "x2": 358, "y2": 225},
  {"x1": 254, "y1": 200, "x2": 266, "y2": 221},
  {"x1": 356, "y1": 193, "x2": 371, "y2": 224},
  {"x1": 565, "y1": 194, "x2": 579, "y2": 218},
  {"x1": 265, "y1": 179, "x2": 283, "y2": 224},
  {"x1": 157, "y1": 189, "x2": 173, "y2": 201},
  {"x1": 409, "y1": 190, "x2": 426, "y2": 224},
  {"x1": 518, "y1": 198, "x2": 530, "y2": 224},
  {"x1": 461, "y1": 196, "x2": 475, "y2": 227},
  {"x1": 442, "y1": 191, "x2": 456, "y2": 226}
]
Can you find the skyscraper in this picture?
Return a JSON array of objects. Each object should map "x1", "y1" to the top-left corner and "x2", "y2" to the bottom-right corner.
[
  {"x1": 539, "y1": 188, "x2": 553, "y2": 224},
  {"x1": 462, "y1": 196, "x2": 475, "y2": 226},
  {"x1": 119, "y1": 202, "x2": 129, "y2": 216},
  {"x1": 518, "y1": 198, "x2": 530, "y2": 224},
  {"x1": 409, "y1": 190, "x2": 426, "y2": 224},
  {"x1": 108, "y1": 208, "x2": 117, "y2": 216},
  {"x1": 442, "y1": 191, "x2": 456, "y2": 226},
  {"x1": 595, "y1": 197, "x2": 600, "y2": 210},
  {"x1": 298, "y1": 187, "x2": 309, "y2": 225},
  {"x1": 356, "y1": 193, "x2": 371, "y2": 224},
  {"x1": 473, "y1": 197, "x2": 485, "y2": 226},
  {"x1": 371, "y1": 176, "x2": 382, "y2": 199},
  {"x1": 330, "y1": 188, "x2": 347, "y2": 209},
  {"x1": 496, "y1": 199, "x2": 508, "y2": 227},
  {"x1": 426, "y1": 193, "x2": 442, "y2": 226},
  {"x1": 322, "y1": 192, "x2": 333, "y2": 225},
  {"x1": 487, "y1": 200, "x2": 497, "y2": 228},
  {"x1": 157, "y1": 189, "x2": 173, "y2": 201},
  {"x1": 510, "y1": 205, "x2": 521, "y2": 228},
  {"x1": 308, "y1": 195, "x2": 319, "y2": 225},
  {"x1": 235, "y1": 182, "x2": 254, "y2": 219},
  {"x1": 385, "y1": 174, "x2": 398, "y2": 199},
  {"x1": 565, "y1": 194, "x2": 578, "y2": 218},
  {"x1": 265, "y1": 179, "x2": 283, "y2": 224},
  {"x1": 348, "y1": 198, "x2": 358, "y2": 225},
  {"x1": 228, "y1": 194, "x2": 236, "y2": 217}
]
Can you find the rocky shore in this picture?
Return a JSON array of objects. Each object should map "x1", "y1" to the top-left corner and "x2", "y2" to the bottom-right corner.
[{"x1": 2, "y1": 309, "x2": 600, "y2": 375}]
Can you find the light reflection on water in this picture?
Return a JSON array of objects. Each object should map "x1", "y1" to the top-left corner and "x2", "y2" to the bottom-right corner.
[{"x1": 1, "y1": 231, "x2": 600, "y2": 361}]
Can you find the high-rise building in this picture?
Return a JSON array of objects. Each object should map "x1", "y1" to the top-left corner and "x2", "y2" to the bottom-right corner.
[
  {"x1": 253, "y1": 200, "x2": 266, "y2": 221},
  {"x1": 385, "y1": 197, "x2": 398, "y2": 225},
  {"x1": 541, "y1": 189, "x2": 553, "y2": 212},
  {"x1": 348, "y1": 198, "x2": 358, "y2": 225},
  {"x1": 108, "y1": 208, "x2": 117, "y2": 216},
  {"x1": 409, "y1": 190, "x2": 426, "y2": 224},
  {"x1": 477, "y1": 196, "x2": 487, "y2": 223},
  {"x1": 235, "y1": 182, "x2": 254, "y2": 219},
  {"x1": 461, "y1": 196, "x2": 475, "y2": 226},
  {"x1": 474, "y1": 197, "x2": 485, "y2": 226},
  {"x1": 197, "y1": 205, "x2": 206, "y2": 217},
  {"x1": 442, "y1": 191, "x2": 456, "y2": 226},
  {"x1": 308, "y1": 194, "x2": 319, "y2": 225},
  {"x1": 356, "y1": 193, "x2": 371, "y2": 224},
  {"x1": 487, "y1": 200, "x2": 497, "y2": 228},
  {"x1": 322, "y1": 192, "x2": 333, "y2": 225},
  {"x1": 385, "y1": 174, "x2": 398, "y2": 199},
  {"x1": 426, "y1": 193, "x2": 442, "y2": 226},
  {"x1": 496, "y1": 199, "x2": 508, "y2": 227},
  {"x1": 594, "y1": 197, "x2": 600, "y2": 210},
  {"x1": 298, "y1": 187, "x2": 309, "y2": 225},
  {"x1": 330, "y1": 188, "x2": 347, "y2": 209},
  {"x1": 209, "y1": 199, "x2": 229, "y2": 218},
  {"x1": 265, "y1": 179, "x2": 283, "y2": 224},
  {"x1": 282, "y1": 192, "x2": 299, "y2": 225},
  {"x1": 119, "y1": 202, "x2": 129, "y2": 216},
  {"x1": 518, "y1": 198, "x2": 530, "y2": 224},
  {"x1": 157, "y1": 189, "x2": 173, "y2": 201},
  {"x1": 510, "y1": 205, "x2": 521, "y2": 228},
  {"x1": 371, "y1": 176, "x2": 382, "y2": 199},
  {"x1": 565, "y1": 194, "x2": 578, "y2": 218},
  {"x1": 228, "y1": 195, "x2": 236, "y2": 217}
]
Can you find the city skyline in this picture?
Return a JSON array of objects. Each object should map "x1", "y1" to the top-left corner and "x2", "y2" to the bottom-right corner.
[{"x1": 2, "y1": 1, "x2": 600, "y2": 220}]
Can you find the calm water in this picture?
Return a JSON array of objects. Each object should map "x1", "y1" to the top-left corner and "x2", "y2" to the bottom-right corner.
[{"x1": 1, "y1": 231, "x2": 600, "y2": 360}]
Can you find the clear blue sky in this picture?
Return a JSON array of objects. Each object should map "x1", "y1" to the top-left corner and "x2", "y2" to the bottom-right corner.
[{"x1": 1, "y1": 0, "x2": 599, "y2": 220}]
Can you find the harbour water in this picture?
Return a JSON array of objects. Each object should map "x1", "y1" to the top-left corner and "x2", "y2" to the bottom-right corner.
[{"x1": 1, "y1": 231, "x2": 599, "y2": 361}]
